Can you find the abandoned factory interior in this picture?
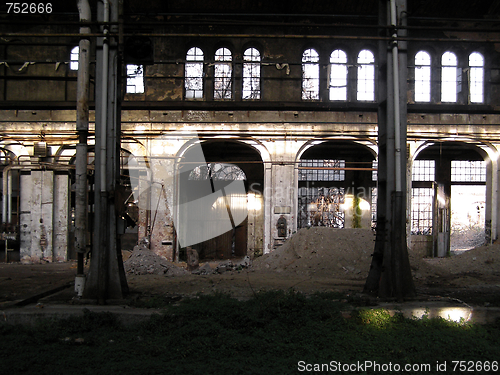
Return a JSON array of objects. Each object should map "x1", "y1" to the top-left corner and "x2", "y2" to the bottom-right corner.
[{"x1": 1, "y1": 0, "x2": 500, "y2": 300}]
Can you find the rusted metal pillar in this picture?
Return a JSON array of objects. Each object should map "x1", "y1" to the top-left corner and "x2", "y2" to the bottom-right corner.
[
  {"x1": 75, "y1": 0, "x2": 91, "y2": 288},
  {"x1": 364, "y1": 0, "x2": 415, "y2": 300},
  {"x1": 83, "y1": 0, "x2": 128, "y2": 302}
]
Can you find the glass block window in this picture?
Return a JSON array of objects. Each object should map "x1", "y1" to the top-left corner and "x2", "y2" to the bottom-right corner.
[
  {"x1": 451, "y1": 160, "x2": 486, "y2": 182},
  {"x1": 299, "y1": 160, "x2": 345, "y2": 181},
  {"x1": 412, "y1": 160, "x2": 435, "y2": 181},
  {"x1": 302, "y1": 49, "x2": 320, "y2": 100},
  {"x1": 469, "y1": 52, "x2": 484, "y2": 103},
  {"x1": 243, "y1": 48, "x2": 261, "y2": 100},
  {"x1": 214, "y1": 48, "x2": 233, "y2": 100},
  {"x1": 415, "y1": 51, "x2": 431, "y2": 102},
  {"x1": 185, "y1": 47, "x2": 204, "y2": 99},
  {"x1": 357, "y1": 50, "x2": 375, "y2": 101},
  {"x1": 411, "y1": 188, "x2": 433, "y2": 234},
  {"x1": 329, "y1": 49, "x2": 348, "y2": 101}
]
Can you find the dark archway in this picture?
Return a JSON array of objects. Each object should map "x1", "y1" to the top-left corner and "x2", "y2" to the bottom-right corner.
[{"x1": 178, "y1": 140, "x2": 264, "y2": 260}]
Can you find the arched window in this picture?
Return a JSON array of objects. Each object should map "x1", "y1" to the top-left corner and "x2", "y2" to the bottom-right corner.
[
  {"x1": 189, "y1": 163, "x2": 246, "y2": 181},
  {"x1": 214, "y1": 48, "x2": 233, "y2": 100},
  {"x1": 243, "y1": 48, "x2": 261, "y2": 100},
  {"x1": 329, "y1": 50, "x2": 347, "y2": 101},
  {"x1": 469, "y1": 52, "x2": 484, "y2": 103},
  {"x1": 357, "y1": 50, "x2": 375, "y2": 101},
  {"x1": 441, "y1": 51, "x2": 458, "y2": 103},
  {"x1": 415, "y1": 51, "x2": 431, "y2": 102},
  {"x1": 302, "y1": 49, "x2": 320, "y2": 100},
  {"x1": 70, "y1": 46, "x2": 79, "y2": 70},
  {"x1": 126, "y1": 64, "x2": 144, "y2": 93},
  {"x1": 185, "y1": 47, "x2": 204, "y2": 99}
]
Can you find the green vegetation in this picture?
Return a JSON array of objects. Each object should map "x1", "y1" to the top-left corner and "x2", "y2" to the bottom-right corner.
[{"x1": 1, "y1": 291, "x2": 499, "y2": 374}]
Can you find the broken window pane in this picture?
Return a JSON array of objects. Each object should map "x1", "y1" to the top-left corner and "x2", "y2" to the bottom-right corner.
[
  {"x1": 411, "y1": 188, "x2": 433, "y2": 234},
  {"x1": 469, "y1": 52, "x2": 484, "y2": 103},
  {"x1": 357, "y1": 50, "x2": 375, "y2": 101},
  {"x1": 243, "y1": 48, "x2": 261, "y2": 100},
  {"x1": 329, "y1": 49, "x2": 347, "y2": 101},
  {"x1": 185, "y1": 47, "x2": 204, "y2": 99},
  {"x1": 298, "y1": 187, "x2": 345, "y2": 228},
  {"x1": 126, "y1": 64, "x2": 144, "y2": 94},
  {"x1": 298, "y1": 159, "x2": 345, "y2": 181},
  {"x1": 415, "y1": 51, "x2": 431, "y2": 102},
  {"x1": 70, "y1": 46, "x2": 79, "y2": 70},
  {"x1": 302, "y1": 49, "x2": 320, "y2": 100},
  {"x1": 441, "y1": 51, "x2": 457, "y2": 102},
  {"x1": 214, "y1": 48, "x2": 233, "y2": 100}
]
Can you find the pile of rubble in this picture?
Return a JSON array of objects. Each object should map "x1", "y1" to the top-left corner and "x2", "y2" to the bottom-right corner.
[
  {"x1": 124, "y1": 243, "x2": 253, "y2": 276},
  {"x1": 252, "y1": 227, "x2": 375, "y2": 279},
  {"x1": 124, "y1": 244, "x2": 188, "y2": 276},
  {"x1": 192, "y1": 256, "x2": 252, "y2": 275}
]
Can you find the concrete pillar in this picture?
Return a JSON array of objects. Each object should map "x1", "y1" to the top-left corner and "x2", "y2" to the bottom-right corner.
[
  {"x1": 19, "y1": 172, "x2": 32, "y2": 262},
  {"x1": 53, "y1": 173, "x2": 70, "y2": 262}
]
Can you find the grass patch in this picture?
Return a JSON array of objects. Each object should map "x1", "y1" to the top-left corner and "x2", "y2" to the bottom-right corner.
[{"x1": 1, "y1": 291, "x2": 499, "y2": 374}]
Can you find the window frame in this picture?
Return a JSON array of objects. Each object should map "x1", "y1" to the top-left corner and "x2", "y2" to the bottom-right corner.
[
  {"x1": 242, "y1": 47, "x2": 261, "y2": 100},
  {"x1": 214, "y1": 47, "x2": 233, "y2": 100},
  {"x1": 70, "y1": 46, "x2": 79, "y2": 71},
  {"x1": 185, "y1": 47, "x2": 204, "y2": 100},
  {"x1": 441, "y1": 51, "x2": 459, "y2": 103},
  {"x1": 357, "y1": 49, "x2": 375, "y2": 101},
  {"x1": 329, "y1": 49, "x2": 348, "y2": 101},
  {"x1": 302, "y1": 48, "x2": 320, "y2": 101},
  {"x1": 125, "y1": 64, "x2": 145, "y2": 94},
  {"x1": 414, "y1": 51, "x2": 431, "y2": 102},
  {"x1": 469, "y1": 52, "x2": 484, "y2": 104}
]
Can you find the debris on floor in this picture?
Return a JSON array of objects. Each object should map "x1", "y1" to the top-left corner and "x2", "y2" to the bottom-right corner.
[{"x1": 124, "y1": 244, "x2": 188, "y2": 276}]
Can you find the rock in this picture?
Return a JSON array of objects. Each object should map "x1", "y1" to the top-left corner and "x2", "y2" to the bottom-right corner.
[{"x1": 192, "y1": 263, "x2": 213, "y2": 275}]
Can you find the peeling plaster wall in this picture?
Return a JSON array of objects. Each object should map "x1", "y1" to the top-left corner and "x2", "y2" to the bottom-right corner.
[{"x1": 19, "y1": 170, "x2": 70, "y2": 263}]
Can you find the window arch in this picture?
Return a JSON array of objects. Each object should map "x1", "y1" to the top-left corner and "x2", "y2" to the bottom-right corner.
[
  {"x1": 302, "y1": 48, "x2": 320, "y2": 100},
  {"x1": 329, "y1": 49, "x2": 347, "y2": 101},
  {"x1": 441, "y1": 51, "x2": 458, "y2": 102},
  {"x1": 214, "y1": 47, "x2": 233, "y2": 100},
  {"x1": 189, "y1": 163, "x2": 246, "y2": 181},
  {"x1": 243, "y1": 47, "x2": 261, "y2": 100},
  {"x1": 185, "y1": 47, "x2": 204, "y2": 99},
  {"x1": 469, "y1": 52, "x2": 484, "y2": 103},
  {"x1": 357, "y1": 50, "x2": 375, "y2": 101},
  {"x1": 415, "y1": 51, "x2": 431, "y2": 102},
  {"x1": 70, "y1": 46, "x2": 79, "y2": 70}
]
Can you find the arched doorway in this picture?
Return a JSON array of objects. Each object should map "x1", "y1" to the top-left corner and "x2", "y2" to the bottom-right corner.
[
  {"x1": 177, "y1": 140, "x2": 264, "y2": 260},
  {"x1": 297, "y1": 140, "x2": 376, "y2": 229},
  {"x1": 412, "y1": 141, "x2": 488, "y2": 256}
]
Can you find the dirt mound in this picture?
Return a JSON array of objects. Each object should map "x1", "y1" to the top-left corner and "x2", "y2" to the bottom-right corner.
[
  {"x1": 412, "y1": 243, "x2": 500, "y2": 281},
  {"x1": 252, "y1": 227, "x2": 376, "y2": 279},
  {"x1": 124, "y1": 246, "x2": 188, "y2": 276}
]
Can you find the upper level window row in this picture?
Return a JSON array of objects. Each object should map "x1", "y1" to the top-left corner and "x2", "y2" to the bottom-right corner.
[
  {"x1": 185, "y1": 47, "x2": 261, "y2": 100},
  {"x1": 414, "y1": 51, "x2": 484, "y2": 104},
  {"x1": 302, "y1": 48, "x2": 375, "y2": 102},
  {"x1": 70, "y1": 46, "x2": 145, "y2": 94}
]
